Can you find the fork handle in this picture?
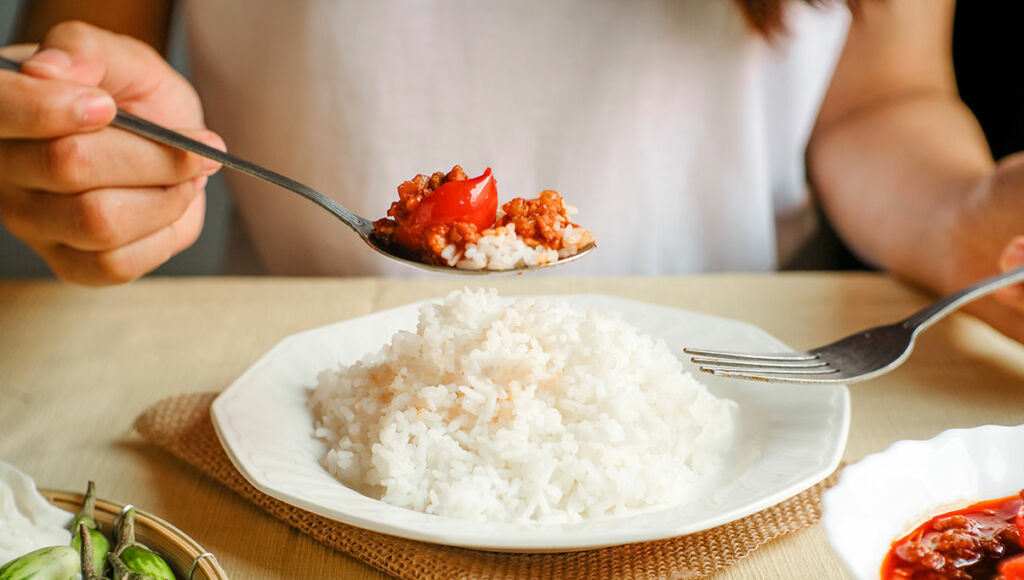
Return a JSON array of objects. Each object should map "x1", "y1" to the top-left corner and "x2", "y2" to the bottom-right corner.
[
  {"x1": 0, "y1": 55, "x2": 372, "y2": 235},
  {"x1": 902, "y1": 265, "x2": 1024, "y2": 332}
]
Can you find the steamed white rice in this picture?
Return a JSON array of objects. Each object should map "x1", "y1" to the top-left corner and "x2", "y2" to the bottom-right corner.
[
  {"x1": 444, "y1": 203, "x2": 594, "y2": 270},
  {"x1": 451, "y1": 223, "x2": 593, "y2": 270},
  {"x1": 309, "y1": 289, "x2": 736, "y2": 524}
]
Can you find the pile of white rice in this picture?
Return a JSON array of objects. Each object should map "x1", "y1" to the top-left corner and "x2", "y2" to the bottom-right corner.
[{"x1": 309, "y1": 289, "x2": 736, "y2": 524}]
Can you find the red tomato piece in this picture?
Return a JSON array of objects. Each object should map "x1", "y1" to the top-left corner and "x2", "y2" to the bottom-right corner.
[{"x1": 393, "y1": 168, "x2": 498, "y2": 251}]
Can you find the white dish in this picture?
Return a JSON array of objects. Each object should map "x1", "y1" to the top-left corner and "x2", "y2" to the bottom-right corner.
[
  {"x1": 822, "y1": 424, "x2": 1024, "y2": 580},
  {"x1": 212, "y1": 294, "x2": 849, "y2": 552}
]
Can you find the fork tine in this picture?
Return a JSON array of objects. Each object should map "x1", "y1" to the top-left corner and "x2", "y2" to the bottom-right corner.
[
  {"x1": 688, "y1": 356, "x2": 827, "y2": 369},
  {"x1": 697, "y1": 363, "x2": 836, "y2": 375},
  {"x1": 699, "y1": 366, "x2": 842, "y2": 384},
  {"x1": 682, "y1": 347, "x2": 817, "y2": 361}
]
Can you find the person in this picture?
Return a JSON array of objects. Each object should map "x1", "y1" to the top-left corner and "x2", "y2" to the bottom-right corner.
[{"x1": 1, "y1": 0, "x2": 1023, "y2": 343}]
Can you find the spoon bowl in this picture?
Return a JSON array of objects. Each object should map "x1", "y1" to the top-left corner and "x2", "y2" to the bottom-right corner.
[
  {"x1": 363, "y1": 235, "x2": 596, "y2": 275},
  {"x1": 0, "y1": 56, "x2": 593, "y2": 275}
]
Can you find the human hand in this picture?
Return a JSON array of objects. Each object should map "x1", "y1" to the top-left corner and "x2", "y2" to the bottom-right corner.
[
  {"x1": 0, "y1": 21, "x2": 224, "y2": 285},
  {"x1": 947, "y1": 152, "x2": 1024, "y2": 342}
]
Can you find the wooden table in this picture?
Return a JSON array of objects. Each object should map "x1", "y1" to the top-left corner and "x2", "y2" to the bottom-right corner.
[{"x1": 3, "y1": 273, "x2": 1023, "y2": 579}]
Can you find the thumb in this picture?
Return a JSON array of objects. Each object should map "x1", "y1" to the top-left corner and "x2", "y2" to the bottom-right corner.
[{"x1": 995, "y1": 235, "x2": 1024, "y2": 305}]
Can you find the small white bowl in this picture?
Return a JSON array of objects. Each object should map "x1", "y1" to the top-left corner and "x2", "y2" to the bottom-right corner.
[{"x1": 822, "y1": 424, "x2": 1024, "y2": 580}]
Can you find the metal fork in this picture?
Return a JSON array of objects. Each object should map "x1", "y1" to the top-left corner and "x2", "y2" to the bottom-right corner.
[{"x1": 684, "y1": 266, "x2": 1024, "y2": 384}]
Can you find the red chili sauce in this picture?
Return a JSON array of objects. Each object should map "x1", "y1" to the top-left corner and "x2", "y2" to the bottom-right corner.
[
  {"x1": 372, "y1": 165, "x2": 578, "y2": 265},
  {"x1": 882, "y1": 490, "x2": 1024, "y2": 580}
]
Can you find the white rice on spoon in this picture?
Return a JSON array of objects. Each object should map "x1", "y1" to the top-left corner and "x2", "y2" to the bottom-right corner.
[{"x1": 309, "y1": 289, "x2": 736, "y2": 524}]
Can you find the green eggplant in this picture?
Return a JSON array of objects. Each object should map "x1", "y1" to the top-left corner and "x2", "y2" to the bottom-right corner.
[
  {"x1": 0, "y1": 545, "x2": 79, "y2": 580},
  {"x1": 108, "y1": 554, "x2": 159, "y2": 580},
  {"x1": 78, "y1": 522, "x2": 109, "y2": 580},
  {"x1": 116, "y1": 546, "x2": 174, "y2": 580},
  {"x1": 111, "y1": 508, "x2": 176, "y2": 580},
  {"x1": 69, "y1": 481, "x2": 110, "y2": 575},
  {"x1": 71, "y1": 532, "x2": 110, "y2": 577}
]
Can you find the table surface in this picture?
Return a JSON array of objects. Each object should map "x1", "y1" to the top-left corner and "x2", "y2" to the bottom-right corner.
[{"x1": 3, "y1": 273, "x2": 1023, "y2": 579}]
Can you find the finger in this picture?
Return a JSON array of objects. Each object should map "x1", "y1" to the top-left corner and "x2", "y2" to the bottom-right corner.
[
  {"x1": 0, "y1": 176, "x2": 207, "y2": 252},
  {"x1": 37, "y1": 190, "x2": 206, "y2": 286},
  {"x1": 0, "y1": 70, "x2": 115, "y2": 138},
  {"x1": 0, "y1": 128, "x2": 224, "y2": 193},
  {"x1": 21, "y1": 22, "x2": 200, "y2": 126},
  {"x1": 995, "y1": 236, "x2": 1024, "y2": 305},
  {"x1": 0, "y1": 44, "x2": 38, "y2": 62}
]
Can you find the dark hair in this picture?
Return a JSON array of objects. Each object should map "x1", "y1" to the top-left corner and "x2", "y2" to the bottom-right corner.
[{"x1": 736, "y1": 0, "x2": 851, "y2": 37}]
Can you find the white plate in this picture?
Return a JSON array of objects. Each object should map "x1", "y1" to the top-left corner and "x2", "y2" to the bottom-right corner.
[
  {"x1": 822, "y1": 424, "x2": 1024, "y2": 580},
  {"x1": 212, "y1": 295, "x2": 849, "y2": 552}
]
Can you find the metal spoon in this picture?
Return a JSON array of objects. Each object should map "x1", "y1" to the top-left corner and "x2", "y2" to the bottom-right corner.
[{"x1": 0, "y1": 56, "x2": 594, "y2": 275}]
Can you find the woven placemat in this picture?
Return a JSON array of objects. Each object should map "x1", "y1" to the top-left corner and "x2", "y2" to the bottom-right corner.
[{"x1": 133, "y1": 392, "x2": 841, "y2": 580}]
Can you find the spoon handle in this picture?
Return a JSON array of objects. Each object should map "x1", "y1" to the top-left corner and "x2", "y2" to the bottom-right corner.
[
  {"x1": 0, "y1": 56, "x2": 372, "y2": 235},
  {"x1": 113, "y1": 110, "x2": 371, "y2": 233}
]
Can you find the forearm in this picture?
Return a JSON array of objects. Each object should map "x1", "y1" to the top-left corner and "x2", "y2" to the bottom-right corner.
[
  {"x1": 14, "y1": 0, "x2": 174, "y2": 52},
  {"x1": 807, "y1": 90, "x2": 995, "y2": 294}
]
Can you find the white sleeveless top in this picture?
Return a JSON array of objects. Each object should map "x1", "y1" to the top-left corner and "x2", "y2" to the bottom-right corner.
[{"x1": 183, "y1": 1, "x2": 850, "y2": 276}]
